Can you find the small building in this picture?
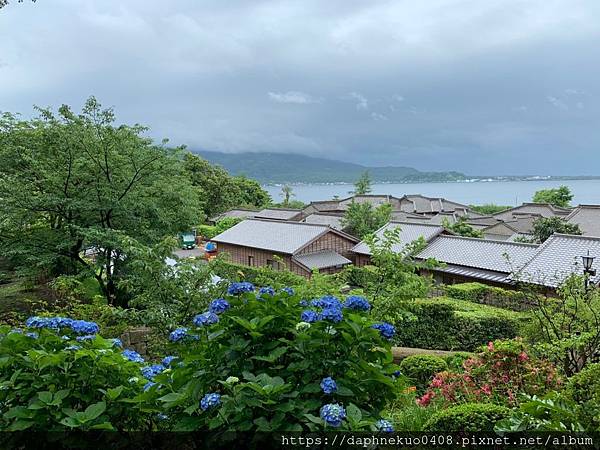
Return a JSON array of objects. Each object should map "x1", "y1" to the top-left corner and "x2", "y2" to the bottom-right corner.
[
  {"x1": 493, "y1": 203, "x2": 571, "y2": 222},
  {"x1": 351, "y1": 222, "x2": 449, "y2": 266},
  {"x1": 210, "y1": 219, "x2": 359, "y2": 277},
  {"x1": 209, "y1": 208, "x2": 258, "y2": 224},
  {"x1": 301, "y1": 213, "x2": 346, "y2": 231},
  {"x1": 482, "y1": 215, "x2": 538, "y2": 241},
  {"x1": 253, "y1": 208, "x2": 303, "y2": 221},
  {"x1": 415, "y1": 235, "x2": 539, "y2": 286},
  {"x1": 397, "y1": 194, "x2": 471, "y2": 216},
  {"x1": 565, "y1": 205, "x2": 600, "y2": 237}
]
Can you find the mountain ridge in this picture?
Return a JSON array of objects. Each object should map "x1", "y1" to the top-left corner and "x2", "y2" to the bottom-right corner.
[{"x1": 194, "y1": 150, "x2": 466, "y2": 184}]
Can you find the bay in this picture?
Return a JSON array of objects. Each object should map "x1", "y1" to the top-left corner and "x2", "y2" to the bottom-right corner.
[{"x1": 264, "y1": 179, "x2": 600, "y2": 206}]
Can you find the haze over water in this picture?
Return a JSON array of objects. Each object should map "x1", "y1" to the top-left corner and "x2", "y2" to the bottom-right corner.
[{"x1": 265, "y1": 179, "x2": 600, "y2": 206}]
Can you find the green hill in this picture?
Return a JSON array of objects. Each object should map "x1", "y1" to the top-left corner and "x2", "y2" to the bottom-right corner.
[{"x1": 195, "y1": 151, "x2": 466, "y2": 184}]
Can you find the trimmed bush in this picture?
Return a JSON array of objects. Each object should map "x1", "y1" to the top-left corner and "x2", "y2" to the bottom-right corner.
[
  {"x1": 444, "y1": 352, "x2": 472, "y2": 372},
  {"x1": 445, "y1": 282, "x2": 533, "y2": 311},
  {"x1": 394, "y1": 298, "x2": 529, "y2": 351},
  {"x1": 399, "y1": 355, "x2": 448, "y2": 393},
  {"x1": 423, "y1": 403, "x2": 510, "y2": 432},
  {"x1": 211, "y1": 259, "x2": 306, "y2": 288},
  {"x1": 565, "y1": 363, "x2": 600, "y2": 430}
]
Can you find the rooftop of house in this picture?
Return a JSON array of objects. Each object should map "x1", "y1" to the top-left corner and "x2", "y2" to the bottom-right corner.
[
  {"x1": 302, "y1": 213, "x2": 345, "y2": 230},
  {"x1": 352, "y1": 221, "x2": 447, "y2": 255},
  {"x1": 211, "y1": 219, "x2": 357, "y2": 254},
  {"x1": 210, "y1": 208, "x2": 259, "y2": 222},
  {"x1": 292, "y1": 250, "x2": 352, "y2": 270},
  {"x1": 493, "y1": 203, "x2": 572, "y2": 221},
  {"x1": 253, "y1": 208, "x2": 302, "y2": 221},
  {"x1": 566, "y1": 205, "x2": 600, "y2": 237},
  {"x1": 399, "y1": 194, "x2": 471, "y2": 214},
  {"x1": 514, "y1": 233, "x2": 600, "y2": 287},
  {"x1": 416, "y1": 235, "x2": 539, "y2": 275}
]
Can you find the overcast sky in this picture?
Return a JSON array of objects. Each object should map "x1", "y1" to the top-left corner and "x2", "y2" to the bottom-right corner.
[{"x1": 1, "y1": 0, "x2": 600, "y2": 175}]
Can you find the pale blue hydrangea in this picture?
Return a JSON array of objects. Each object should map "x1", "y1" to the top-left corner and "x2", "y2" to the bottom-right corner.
[
  {"x1": 111, "y1": 338, "x2": 123, "y2": 348},
  {"x1": 122, "y1": 349, "x2": 145, "y2": 363},
  {"x1": 376, "y1": 419, "x2": 394, "y2": 432},
  {"x1": 25, "y1": 332, "x2": 39, "y2": 339},
  {"x1": 141, "y1": 364, "x2": 165, "y2": 380},
  {"x1": 200, "y1": 392, "x2": 221, "y2": 411},
  {"x1": 320, "y1": 403, "x2": 346, "y2": 427},
  {"x1": 169, "y1": 327, "x2": 188, "y2": 343},
  {"x1": 320, "y1": 377, "x2": 337, "y2": 394},
  {"x1": 75, "y1": 334, "x2": 96, "y2": 342},
  {"x1": 162, "y1": 355, "x2": 177, "y2": 367},
  {"x1": 193, "y1": 312, "x2": 219, "y2": 327}
]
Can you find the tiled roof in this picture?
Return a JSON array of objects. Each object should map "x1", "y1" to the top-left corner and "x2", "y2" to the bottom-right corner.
[
  {"x1": 566, "y1": 205, "x2": 600, "y2": 237},
  {"x1": 433, "y1": 264, "x2": 512, "y2": 283},
  {"x1": 400, "y1": 195, "x2": 470, "y2": 214},
  {"x1": 212, "y1": 219, "x2": 335, "y2": 254},
  {"x1": 352, "y1": 222, "x2": 445, "y2": 255},
  {"x1": 390, "y1": 211, "x2": 431, "y2": 222},
  {"x1": 493, "y1": 203, "x2": 572, "y2": 221},
  {"x1": 254, "y1": 208, "x2": 302, "y2": 220},
  {"x1": 293, "y1": 250, "x2": 351, "y2": 270},
  {"x1": 416, "y1": 235, "x2": 539, "y2": 274},
  {"x1": 302, "y1": 213, "x2": 344, "y2": 230},
  {"x1": 514, "y1": 234, "x2": 600, "y2": 287}
]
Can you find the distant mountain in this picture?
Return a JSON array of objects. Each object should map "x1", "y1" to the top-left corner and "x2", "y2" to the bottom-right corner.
[{"x1": 195, "y1": 151, "x2": 466, "y2": 184}]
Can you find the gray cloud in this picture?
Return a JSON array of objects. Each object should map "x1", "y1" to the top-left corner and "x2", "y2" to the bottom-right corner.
[{"x1": 1, "y1": 0, "x2": 600, "y2": 175}]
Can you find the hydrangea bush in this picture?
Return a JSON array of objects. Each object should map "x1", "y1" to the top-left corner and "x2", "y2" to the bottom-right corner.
[{"x1": 142, "y1": 284, "x2": 399, "y2": 432}]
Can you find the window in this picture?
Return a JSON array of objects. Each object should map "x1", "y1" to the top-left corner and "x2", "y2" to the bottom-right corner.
[
  {"x1": 248, "y1": 255, "x2": 254, "y2": 266},
  {"x1": 267, "y1": 259, "x2": 280, "y2": 270}
]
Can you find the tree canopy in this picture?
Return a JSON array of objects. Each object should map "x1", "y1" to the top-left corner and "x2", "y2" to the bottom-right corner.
[
  {"x1": 0, "y1": 97, "x2": 201, "y2": 306},
  {"x1": 442, "y1": 217, "x2": 483, "y2": 238},
  {"x1": 350, "y1": 171, "x2": 372, "y2": 195},
  {"x1": 532, "y1": 186, "x2": 573, "y2": 208},
  {"x1": 531, "y1": 217, "x2": 582, "y2": 243},
  {"x1": 341, "y1": 201, "x2": 391, "y2": 238}
]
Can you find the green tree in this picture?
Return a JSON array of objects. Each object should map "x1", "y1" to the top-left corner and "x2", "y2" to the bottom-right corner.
[
  {"x1": 183, "y1": 154, "x2": 270, "y2": 218},
  {"x1": 469, "y1": 204, "x2": 510, "y2": 215},
  {"x1": 531, "y1": 217, "x2": 581, "y2": 243},
  {"x1": 442, "y1": 217, "x2": 483, "y2": 238},
  {"x1": 0, "y1": 98, "x2": 201, "y2": 306},
  {"x1": 341, "y1": 202, "x2": 391, "y2": 238},
  {"x1": 280, "y1": 184, "x2": 294, "y2": 207},
  {"x1": 532, "y1": 185, "x2": 573, "y2": 208},
  {"x1": 350, "y1": 171, "x2": 372, "y2": 195}
]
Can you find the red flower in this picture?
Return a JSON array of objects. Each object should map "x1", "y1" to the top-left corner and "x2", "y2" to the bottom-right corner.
[
  {"x1": 481, "y1": 384, "x2": 492, "y2": 396},
  {"x1": 416, "y1": 391, "x2": 434, "y2": 407},
  {"x1": 487, "y1": 341, "x2": 494, "y2": 352},
  {"x1": 518, "y1": 351, "x2": 528, "y2": 361}
]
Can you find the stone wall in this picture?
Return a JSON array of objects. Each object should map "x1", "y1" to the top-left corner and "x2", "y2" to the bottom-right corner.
[{"x1": 120, "y1": 326, "x2": 153, "y2": 356}]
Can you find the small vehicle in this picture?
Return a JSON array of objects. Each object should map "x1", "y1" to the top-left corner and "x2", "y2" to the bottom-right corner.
[{"x1": 180, "y1": 232, "x2": 196, "y2": 250}]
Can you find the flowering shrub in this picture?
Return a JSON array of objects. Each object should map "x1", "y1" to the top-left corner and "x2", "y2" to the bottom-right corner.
[
  {"x1": 0, "y1": 321, "x2": 148, "y2": 431},
  {"x1": 399, "y1": 355, "x2": 448, "y2": 394},
  {"x1": 416, "y1": 339, "x2": 561, "y2": 408},
  {"x1": 142, "y1": 287, "x2": 399, "y2": 432}
]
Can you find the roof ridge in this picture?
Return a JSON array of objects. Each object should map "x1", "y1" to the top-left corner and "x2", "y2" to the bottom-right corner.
[
  {"x1": 388, "y1": 220, "x2": 442, "y2": 228},
  {"x1": 552, "y1": 233, "x2": 600, "y2": 242},
  {"x1": 247, "y1": 218, "x2": 328, "y2": 228},
  {"x1": 433, "y1": 234, "x2": 540, "y2": 247},
  {"x1": 259, "y1": 207, "x2": 302, "y2": 212}
]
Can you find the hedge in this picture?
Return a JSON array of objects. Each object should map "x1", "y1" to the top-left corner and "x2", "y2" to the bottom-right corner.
[
  {"x1": 394, "y1": 298, "x2": 530, "y2": 351},
  {"x1": 423, "y1": 403, "x2": 510, "y2": 432},
  {"x1": 399, "y1": 355, "x2": 448, "y2": 393},
  {"x1": 211, "y1": 259, "x2": 306, "y2": 287},
  {"x1": 565, "y1": 363, "x2": 600, "y2": 430},
  {"x1": 445, "y1": 282, "x2": 533, "y2": 311}
]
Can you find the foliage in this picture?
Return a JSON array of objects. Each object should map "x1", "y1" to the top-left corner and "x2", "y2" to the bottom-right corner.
[
  {"x1": 350, "y1": 171, "x2": 372, "y2": 195},
  {"x1": 399, "y1": 355, "x2": 448, "y2": 393},
  {"x1": 197, "y1": 217, "x2": 243, "y2": 240},
  {"x1": 445, "y1": 282, "x2": 533, "y2": 311},
  {"x1": 495, "y1": 392, "x2": 585, "y2": 432},
  {"x1": 441, "y1": 217, "x2": 483, "y2": 238},
  {"x1": 469, "y1": 204, "x2": 510, "y2": 215},
  {"x1": 280, "y1": 184, "x2": 295, "y2": 206},
  {"x1": 423, "y1": 403, "x2": 510, "y2": 432},
  {"x1": 384, "y1": 387, "x2": 440, "y2": 431},
  {"x1": 0, "y1": 98, "x2": 201, "y2": 306},
  {"x1": 532, "y1": 185, "x2": 573, "y2": 208},
  {"x1": 564, "y1": 362, "x2": 600, "y2": 429},
  {"x1": 270, "y1": 200, "x2": 306, "y2": 209},
  {"x1": 530, "y1": 216, "x2": 581, "y2": 243},
  {"x1": 0, "y1": 322, "x2": 148, "y2": 431},
  {"x1": 211, "y1": 257, "x2": 307, "y2": 290},
  {"x1": 525, "y1": 276, "x2": 600, "y2": 376},
  {"x1": 444, "y1": 352, "x2": 473, "y2": 372},
  {"x1": 341, "y1": 201, "x2": 391, "y2": 238},
  {"x1": 142, "y1": 286, "x2": 399, "y2": 432},
  {"x1": 393, "y1": 298, "x2": 527, "y2": 351},
  {"x1": 183, "y1": 153, "x2": 270, "y2": 219},
  {"x1": 417, "y1": 339, "x2": 561, "y2": 408}
]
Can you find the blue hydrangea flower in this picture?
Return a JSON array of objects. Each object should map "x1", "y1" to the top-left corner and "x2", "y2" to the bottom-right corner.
[
  {"x1": 320, "y1": 403, "x2": 346, "y2": 427},
  {"x1": 156, "y1": 413, "x2": 169, "y2": 421},
  {"x1": 26, "y1": 316, "x2": 74, "y2": 331},
  {"x1": 193, "y1": 312, "x2": 219, "y2": 327},
  {"x1": 200, "y1": 392, "x2": 221, "y2": 411},
  {"x1": 320, "y1": 377, "x2": 337, "y2": 395},
  {"x1": 227, "y1": 282, "x2": 255, "y2": 295},
  {"x1": 281, "y1": 287, "x2": 294, "y2": 296},
  {"x1": 169, "y1": 327, "x2": 188, "y2": 343},
  {"x1": 311, "y1": 295, "x2": 342, "y2": 310},
  {"x1": 122, "y1": 349, "x2": 145, "y2": 363},
  {"x1": 65, "y1": 345, "x2": 81, "y2": 351},
  {"x1": 162, "y1": 355, "x2": 177, "y2": 367},
  {"x1": 320, "y1": 307, "x2": 343, "y2": 323},
  {"x1": 141, "y1": 364, "x2": 165, "y2": 380},
  {"x1": 8, "y1": 329, "x2": 23, "y2": 335},
  {"x1": 257, "y1": 286, "x2": 275, "y2": 299},
  {"x1": 298, "y1": 300, "x2": 309, "y2": 307},
  {"x1": 144, "y1": 381, "x2": 156, "y2": 392},
  {"x1": 371, "y1": 322, "x2": 395, "y2": 340},
  {"x1": 50, "y1": 317, "x2": 75, "y2": 329},
  {"x1": 70, "y1": 320, "x2": 100, "y2": 335},
  {"x1": 75, "y1": 334, "x2": 96, "y2": 342},
  {"x1": 300, "y1": 310, "x2": 319, "y2": 323},
  {"x1": 208, "y1": 298, "x2": 230, "y2": 314},
  {"x1": 343, "y1": 295, "x2": 371, "y2": 311},
  {"x1": 25, "y1": 332, "x2": 39, "y2": 339},
  {"x1": 376, "y1": 419, "x2": 394, "y2": 432},
  {"x1": 111, "y1": 338, "x2": 123, "y2": 348},
  {"x1": 392, "y1": 370, "x2": 402, "y2": 378}
]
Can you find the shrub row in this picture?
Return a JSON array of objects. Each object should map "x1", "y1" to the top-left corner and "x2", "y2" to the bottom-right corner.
[
  {"x1": 445, "y1": 282, "x2": 534, "y2": 311},
  {"x1": 423, "y1": 403, "x2": 510, "y2": 432},
  {"x1": 393, "y1": 298, "x2": 529, "y2": 351}
]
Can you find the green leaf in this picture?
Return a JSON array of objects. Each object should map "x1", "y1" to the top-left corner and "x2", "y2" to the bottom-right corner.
[
  {"x1": 158, "y1": 392, "x2": 184, "y2": 403},
  {"x1": 59, "y1": 417, "x2": 82, "y2": 428},
  {"x1": 304, "y1": 414, "x2": 322, "y2": 424},
  {"x1": 8, "y1": 420, "x2": 34, "y2": 431},
  {"x1": 346, "y1": 403, "x2": 362, "y2": 422},
  {"x1": 38, "y1": 391, "x2": 52, "y2": 404},
  {"x1": 336, "y1": 386, "x2": 354, "y2": 396},
  {"x1": 90, "y1": 422, "x2": 115, "y2": 430},
  {"x1": 105, "y1": 386, "x2": 124, "y2": 401},
  {"x1": 84, "y1": 401, "x2": 106, "y2": 421}
]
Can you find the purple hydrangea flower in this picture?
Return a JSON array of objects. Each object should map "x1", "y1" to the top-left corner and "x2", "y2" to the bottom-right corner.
[
  {"x1": 70, "y1": 320, "x2": 100, "y2": 335},
  {"x1": 258, "y1": 286, "x2": 275, "y2": 299},
  {"x1": 311, "y1": 295, "x2": 342, "y2": 310},
  {"x1": 141, "y1": 364, "x2": 165, "y2": 380}
]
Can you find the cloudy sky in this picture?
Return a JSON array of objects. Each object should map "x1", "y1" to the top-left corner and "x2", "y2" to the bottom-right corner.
[{"x1": 1, "y1": 0, "x2": 600, "y2": 175}]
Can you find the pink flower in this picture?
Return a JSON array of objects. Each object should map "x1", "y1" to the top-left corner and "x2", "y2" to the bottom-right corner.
[
  {"x1": 416, "y1": 391, "x2": 434, "y2": 407},
  {"x1": 481, "y1": 384, "x2": 492, "y2": 396},
  {"x1": 431, "y1": 376, "x2": 443, "y2": 388},
  {"x1": 487, "y1": 342, "x2": 494, "y2": 352},
  {"x1": 518, "y1": 351, "x2": 528, "y2": 362}
]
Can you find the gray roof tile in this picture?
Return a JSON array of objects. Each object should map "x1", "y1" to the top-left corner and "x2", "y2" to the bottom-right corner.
[
  {"x1": 352, "y1": 222, "x2": 445, "y2": 255},
  {"x1": 293, "y1": 250, "x2": 351, "y2": 269},
  {"x1": 566, "y1": 205, "x2": 600, "y2": 237},
  {"x1": 302, "y1": 213, "x2": 344, "y2": 230},
  {"x1": 416, "y1": 235, "x2": 539, "y2": 273},
  {"x1": 493, "y1": 203, "x2": 572, "y2": 221},
  {"x1": 254, "y1": 208, "x2": 302, "y2": 220}
]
